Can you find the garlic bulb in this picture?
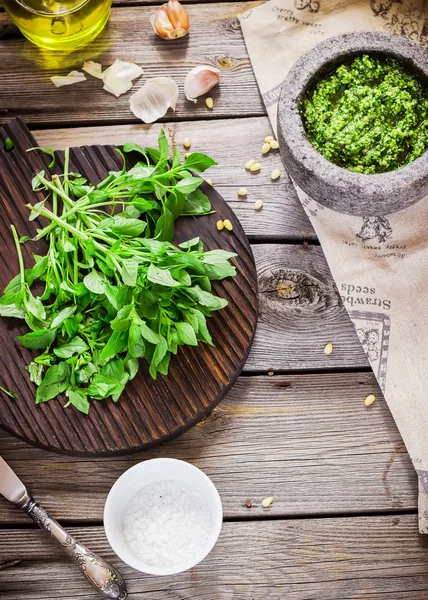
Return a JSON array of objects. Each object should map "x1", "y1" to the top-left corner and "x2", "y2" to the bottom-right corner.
[
  {"x1": 184, "y1": 65, "x2": 220, "y2": 102},
  {"x1": 130, "y1": 77, "x2": 179, "y2": 123},
  {"x1": 150, "y1": 0, "x2": 190, "y2": 40}
]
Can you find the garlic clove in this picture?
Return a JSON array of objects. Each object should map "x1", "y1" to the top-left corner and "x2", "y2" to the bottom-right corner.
[
  {"x1": 50, "y1": 70, "x2": 87, "y2": 87},
  {"x1": 130, "y1": 77, "x2": 179, "y2": 123},
  {"x1": 82, "y1": 60, "x2": 103, "y2": 79},
  {"x1": 151, "y1": 0, "x2": 189, "y2": 40},
  {"x1": 184, "y1": 65, "x2": 220, "y2": 102},
  {"x1": 166, "y1": 0, "x2": 189, "y2": 31}
]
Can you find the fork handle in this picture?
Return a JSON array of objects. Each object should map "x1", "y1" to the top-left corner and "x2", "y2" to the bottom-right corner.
[{"x1": 17, "y1": 491, "x2": 127, "y2": 599}]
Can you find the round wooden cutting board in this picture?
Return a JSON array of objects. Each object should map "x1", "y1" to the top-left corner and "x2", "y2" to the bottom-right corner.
[{"x1": 0, "y1": 119, "x2": 258, "y2": 456}]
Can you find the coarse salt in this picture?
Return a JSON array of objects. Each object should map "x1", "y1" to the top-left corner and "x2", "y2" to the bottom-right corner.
[{"x1": 123, "y1": 480, "x2": 212, "y2": 568}]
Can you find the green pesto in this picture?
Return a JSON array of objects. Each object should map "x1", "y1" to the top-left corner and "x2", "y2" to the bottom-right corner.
[{"x1": 301, "y1": 54, "x2": 428, "y2": 174}]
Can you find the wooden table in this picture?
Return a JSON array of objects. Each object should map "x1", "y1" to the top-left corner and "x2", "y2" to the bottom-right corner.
[{"x1": 1, "y1": 2, "x2": 427, "y2": 598}]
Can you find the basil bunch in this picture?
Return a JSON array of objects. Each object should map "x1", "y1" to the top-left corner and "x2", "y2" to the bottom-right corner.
[{"x1": 0, "y1": 131, "x2": 236, "y2": 414}]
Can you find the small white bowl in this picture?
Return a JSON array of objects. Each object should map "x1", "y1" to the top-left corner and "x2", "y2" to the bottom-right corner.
[{"x1": 104, "y1": 458, "x2": 223, "y2": 576}]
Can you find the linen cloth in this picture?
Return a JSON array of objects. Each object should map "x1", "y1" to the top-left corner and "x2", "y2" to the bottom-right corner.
[{"x1": 239, "y1": 0, "x2": 428, "y2": 531}]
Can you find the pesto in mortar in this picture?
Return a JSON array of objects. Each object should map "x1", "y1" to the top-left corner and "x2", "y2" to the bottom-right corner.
[{"x1": 302, "y1": 54, "x2": 428, "y2": 174}]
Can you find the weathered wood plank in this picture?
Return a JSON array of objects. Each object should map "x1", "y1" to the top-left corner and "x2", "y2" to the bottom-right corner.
[
  {"x1": 250, "y1": 243, "x2": 368, "y2": 370},
  {"x1": 0, "y1": 3, "x2": 264, "y2": 126},
  {"x1": 1, "y1": 515, "x2": 427, "y2": 599},
  {"x1": 35, "y1": 118, "x2": 316, "y2": 241},
  {"x1": 0, "y1": 372, "x2": 413, "y2": 525}
]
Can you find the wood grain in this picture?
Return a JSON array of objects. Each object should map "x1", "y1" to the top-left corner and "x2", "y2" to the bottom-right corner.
[
  {"x1": 35, "y1": 118, "x2": 316, "y2": 241},
  {"x1": 0, "y1": 118, "x2": 258, "y2": 455},
  {"x1": 249, "y1": 243, "x2": 368, "y2": 370},
  {"x1": 1, "y1": 515, "x2": 428, "y2": 599},
  {"x1": 0, "y1": 3, "x2": 265, "y2": 127},
  {"x1": 0, "y1": 372, "x2": 416, "y2": 524}
]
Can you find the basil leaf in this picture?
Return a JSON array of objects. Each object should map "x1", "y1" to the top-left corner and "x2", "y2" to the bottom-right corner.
[
  {"x1": 121, "y1": 259, "x2": 139, "y2": 287},
  {"x1": 84, "y1": 270, "x2": 106, "y2": 295},
  {"x1": 202, "y1": 250, "x2": 237, "y2": 264},
  {"x1": 122, "y1": 142, "x2": 149, "y2": 160},
  {"x1": 17, "y1": 328, "x2": 57, "y2": 350},
  {"x1": 66, "y1": 389, "x2": 90, "y2": 414},
  {"x1": 186, "y1": 286, "x2": 228, "y2": 310},
  {"x1": 175, "y1": 177, "x2": 203, "y2": 194},
  {"x1": 124, "y1": 355, "x2": 139, "y2": 379},
  {"x1": 100, "y1": 331, "x2": 128, "y2": 363},
  {"x1": 147, "y1": 264, "x2": 180, "y2": 287},
  {"x1": 110, "y1": 304, "x2": 134, "y2": 332},
  {"x1": 175, "y1": 322, "x2": 198, "y2": 346},
  {"x1": 154, "y1": 207, "x2": 174, "y2": 242},
  {"x1": 0, "y1": 303, "x2": 25, "y2": 319},
  {"x1": 158, "y1": 129, "x2": 169, "y2": 161},
  {"x1": 128, "y1": 322, "x2": 145, "y2": 358},
  {"x1": 31, "y1": 255, "x2": 49, "y2": 279},
  {"x1": 140, "y1": 321, "x2": 161, "y2": 345},
  {"x1": 182, "y1": 152, "x2": 217, "y2": 172},
  {"x1": 182, "y1": 189, "x2": 212, "y2": 215},
  {"x1": 149, "y1": 335, "x2": 168, "y2": 378},
  {"x1": 26, "y1": 362, "x2": 44, "y2": 386},
  {"x1": 194, "y1": 310, "x2": 213, "y2": 345},
  {"x1": 178, "y1": 237, "x2": 200, "y2": 250},
  {"x1": 54, "y1": 336, "x2": 89, "y2": 359},
  {"x1": 101, "y1": 216, "x2": 147, "y2": 237},
  {"x1": 36, "y1": 362, "x2": 70, "y2": 403},
  {"x1": 203, "y1": 262, "x2": 237, "y2": 280},
  {"x1": 51, "y1": 305, "x2": 76, "y2": 329}
]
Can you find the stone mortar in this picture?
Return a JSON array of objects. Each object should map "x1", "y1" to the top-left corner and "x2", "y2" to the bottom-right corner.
[{"x1": 277, "y1": 31, "x2": 428, "y2": 217}]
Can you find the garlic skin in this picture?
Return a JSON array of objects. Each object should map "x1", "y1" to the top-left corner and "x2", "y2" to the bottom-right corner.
[
  {"x1": 50, "y1": 70, "x2": 87, "y2": 87},
  {"x1": 130, "y1": 77, "x2": 179, "y2": 123},
  {"x1": 150, "y1": 0, "x2": 190, "y2": 40},
  {"x1": 102, "y1": 59, "x2": 144, "y2": 98},
  {"x1": 184, "y1": 65, "x2": 220, "y2": 102},
  {"x1": 82, "y1": 60, "x2": 103, "y2": 79}
]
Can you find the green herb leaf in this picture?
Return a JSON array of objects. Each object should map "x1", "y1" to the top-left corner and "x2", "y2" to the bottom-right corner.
[
  {"x1": 110, "y1": 304, "x2": 134, "y2": 332},
  {"x1": 100, "y1": 216, "x2": 147, "y2": 237},
  {"x1": 84, "y1": 270, "x2": 106, "y2": 295},
  {"x1": 128, "y1": 322, "x2": 145, "y2": 358},
  {"x1": 183, "y1": 152, "x2": 217, "y2": 172},
  {"x1": 175, "y1": 177, "x2": 204, "y2": 194},
  {"x1": 147, "y1": 264, "x2": 180, "y2": 287},
  {"x1": 140, "y1": 321, "x2": 161, "y2": 345},
  {"x1": 54, "y1": 336, "x2": 89, "y2": 359},
  {"x1": 100, "y1": 331, "x2": 128, "y2": 363},
  {"x1": 182, "y1": 189, "x2": 212, "y2": 215},
  {"x1": 0, "y1": 303, "x2": 25, "y2": 319},
  {"x1": 36, "y1": 362, "x2": 70, "y2": 403},
  {"x1": 186, "y1": 286, "x2": 228, "y2": 310},
  {"x1": 17, "y1": 328, "x2": 57, "y2": 350},
  {"x1": 26, "y1": 362, "x2": 44, "y2": 386},
  {"x1": 51, "y1": 305, "x2": 76, "y2": 329},
  {"x1": 66, "y1": 389, "x2": 90, "y2": 414},
  {"x1": 175, "y1": 321, "x2": 198, "y2": 346},
  {"x1": 121, "y1": 259, "x2": 139, "y2": 287}
]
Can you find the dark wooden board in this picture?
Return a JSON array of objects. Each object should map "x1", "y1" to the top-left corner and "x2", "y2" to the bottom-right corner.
[{"x1": 0, "y1": 118, "x2": 258, "y2": 455}]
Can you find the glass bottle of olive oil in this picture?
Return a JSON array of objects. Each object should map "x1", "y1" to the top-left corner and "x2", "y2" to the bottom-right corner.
[{"x1": 2, "y1": 0, "x2": 112, "y2": 50}]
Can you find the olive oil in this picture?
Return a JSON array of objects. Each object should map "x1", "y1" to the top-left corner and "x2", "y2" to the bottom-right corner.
[{"x1": 2, "y1": 0, "x2": 112, "y2": 50}]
